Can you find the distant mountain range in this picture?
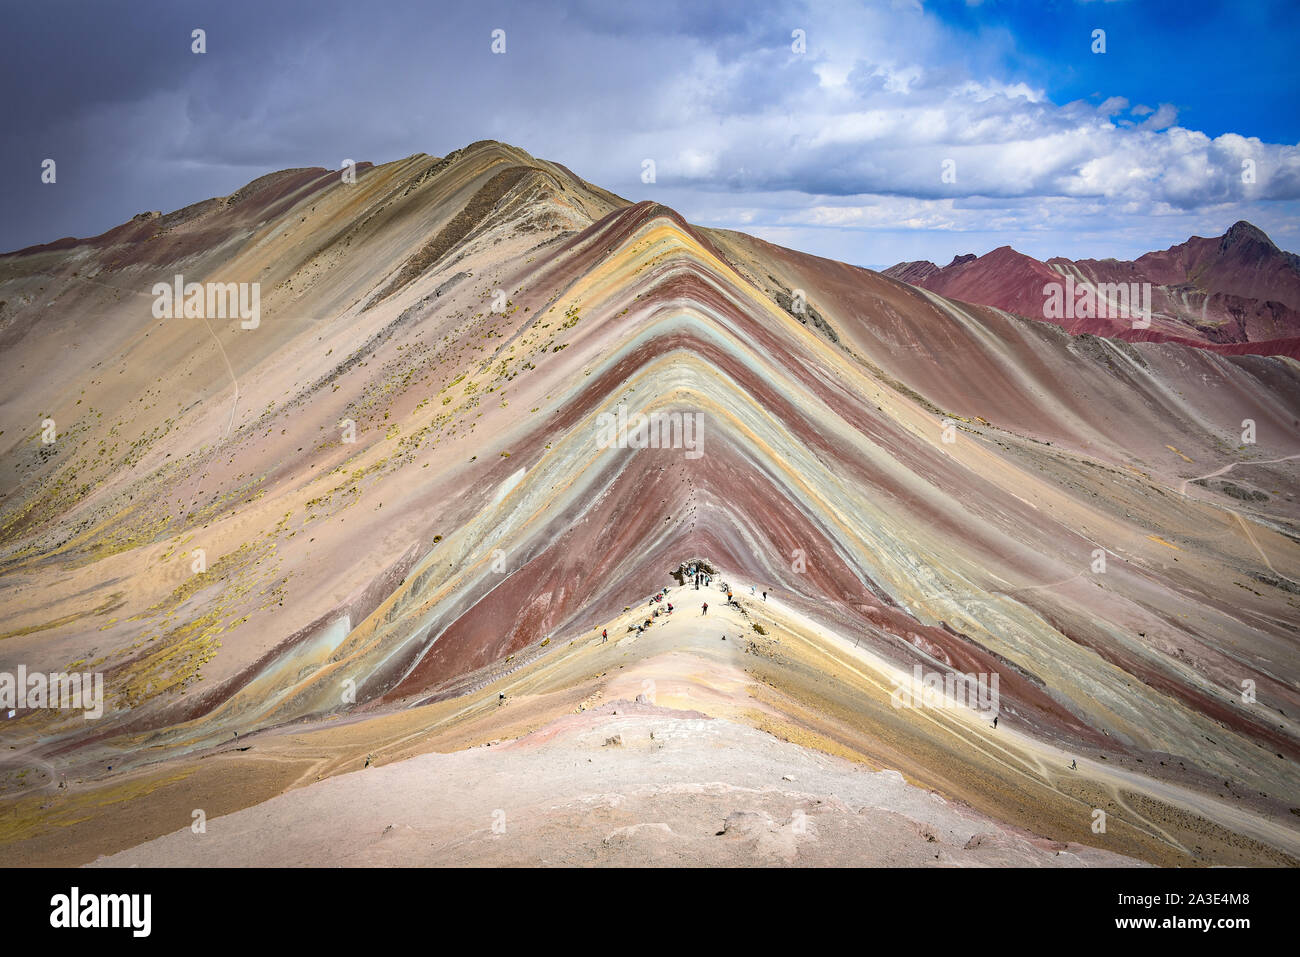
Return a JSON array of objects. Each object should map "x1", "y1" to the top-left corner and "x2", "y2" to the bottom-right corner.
[{"x1": 884, "y1": 221, "x2": 1300, "y2": 358}]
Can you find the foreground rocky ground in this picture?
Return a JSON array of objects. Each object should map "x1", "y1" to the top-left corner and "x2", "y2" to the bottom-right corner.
[
  {"x1": 5, "y1": 585, "x2": 1293, "y2": 866},
  {"x1": 91, "y1": 708, "x2": 1137, "y2": 867}
]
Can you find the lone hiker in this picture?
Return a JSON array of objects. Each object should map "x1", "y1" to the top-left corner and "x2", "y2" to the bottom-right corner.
[
  {"x1": 702, "y1": 602, "x2": 708, "y2": 615},
  {"x1": 1069, "y1": 759, "x2": 1077, "y2": 770},
  {"x1": 992, "y1": 715, "x2": 998, "y2": 729},
  {"x1": 762, "y1": 590, "x2": 767, "y2": 601},
  {"x1": 601, "y1": 628, "x2": 608, "y2": 643}
]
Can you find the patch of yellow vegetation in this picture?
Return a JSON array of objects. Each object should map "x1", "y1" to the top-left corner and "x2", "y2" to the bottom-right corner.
[
  {"x1": 0, "y1": 592, "x2": 124, "y2": 642},
  {"x1": 0, "y1": 767, "x2": 197, "y2": 845},
  {"x1": 738, "y1": 704, "x2": 878, "y2": 768}
]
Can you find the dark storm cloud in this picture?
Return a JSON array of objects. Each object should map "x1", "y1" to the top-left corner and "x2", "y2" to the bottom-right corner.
[{"x1": 0, "y1": 0, "x2": 685, "y2": 248}]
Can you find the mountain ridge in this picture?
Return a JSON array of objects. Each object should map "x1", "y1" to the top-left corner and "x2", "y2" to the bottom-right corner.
[{"x1": 1, "y1": 140, "x2": 1297, "y2": 867}]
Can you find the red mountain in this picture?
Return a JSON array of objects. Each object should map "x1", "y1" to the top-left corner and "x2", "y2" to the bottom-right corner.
[{"x1": 884, "y1": 222, "x2": 1300, "y2": 358}]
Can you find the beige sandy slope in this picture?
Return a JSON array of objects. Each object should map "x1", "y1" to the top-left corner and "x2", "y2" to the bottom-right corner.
[
  {"x1": 89, "y1": 711, "x2": 1137, "y2": 868},
  {"x1": 87, "y1": 589, "x2": 1140, "y2": 867}
]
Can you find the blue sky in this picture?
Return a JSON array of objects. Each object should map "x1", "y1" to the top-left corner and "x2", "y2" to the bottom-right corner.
[
  {"x1": 928, "y1": 1, "x2": 1299, "y2": 142},
  {"x1": 1, "y1": 0, "x2": 1296, "y2": 268}
]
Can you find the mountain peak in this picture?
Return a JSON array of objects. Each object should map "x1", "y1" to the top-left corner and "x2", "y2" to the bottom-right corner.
[{"x1": 1221, "y1": 220, "x2": 1276, "y2": 251}]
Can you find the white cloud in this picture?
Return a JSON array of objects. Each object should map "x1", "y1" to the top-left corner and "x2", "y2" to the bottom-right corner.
[{"x1": 551, "y1": 1, "x2": 1300, "y2": 264}]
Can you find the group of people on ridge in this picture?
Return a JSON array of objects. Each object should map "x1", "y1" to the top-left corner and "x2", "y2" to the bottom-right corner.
[{"x1": 596, "y1": 563, "x2": 773, "y2": 634}]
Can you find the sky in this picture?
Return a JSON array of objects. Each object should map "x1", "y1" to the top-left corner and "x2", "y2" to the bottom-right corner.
[{"x1": 2, "y1": 0, "x2": 1297, "y2": 269}]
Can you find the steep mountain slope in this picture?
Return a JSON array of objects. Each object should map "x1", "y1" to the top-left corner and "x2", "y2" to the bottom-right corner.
[
  {"x1": 884, "y1": 222, "x2": 1300, "y2": 356},
  {"x1": 1, "y1": 142, "x2": 1297, "y2": 866}
]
